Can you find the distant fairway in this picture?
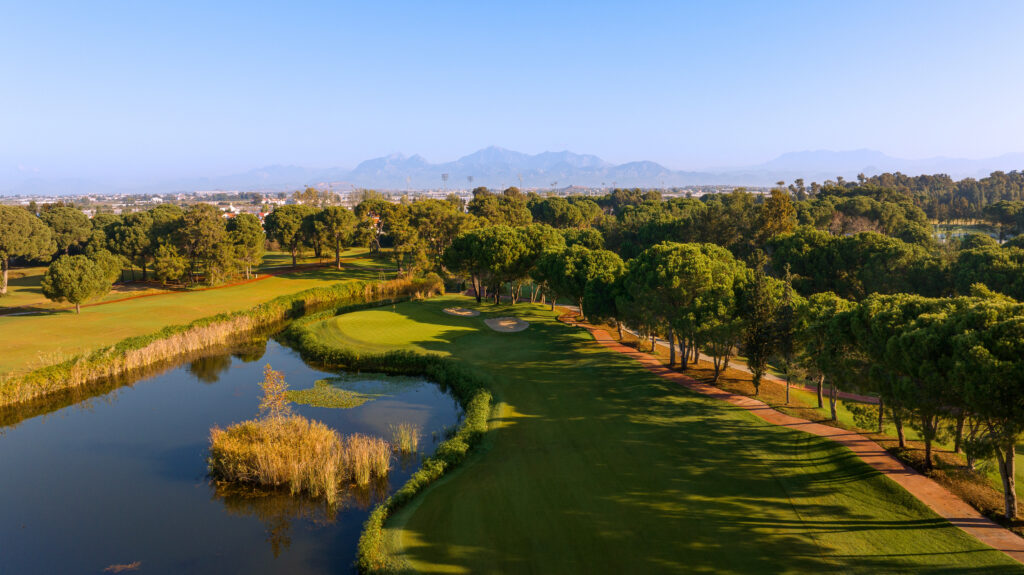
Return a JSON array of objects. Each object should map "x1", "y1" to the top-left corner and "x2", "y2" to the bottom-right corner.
[
  {"x1": 0, "y1": 250, "x2": 390, "y2": 377},
  {"x1": 306, "y1": 295, "x2": 1022, "y2": 573}
]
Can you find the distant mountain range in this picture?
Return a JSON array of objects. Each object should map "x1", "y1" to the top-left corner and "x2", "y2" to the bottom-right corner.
[{"x1": 5, "y1": 147, "x2": 1024, "y2": 195}]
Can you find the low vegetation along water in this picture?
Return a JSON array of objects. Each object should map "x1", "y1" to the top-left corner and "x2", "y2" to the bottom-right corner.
[{"x1": 0, "y1": 338, "x2": 461, "y2": 574}]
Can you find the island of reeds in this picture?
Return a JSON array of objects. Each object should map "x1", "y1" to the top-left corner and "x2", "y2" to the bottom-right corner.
[{"x1": 208, "y1": 365, "x2": 393, "y2": 505}]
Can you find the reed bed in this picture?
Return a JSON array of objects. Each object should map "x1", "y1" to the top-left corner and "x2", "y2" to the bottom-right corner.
[
  {"x1": 209, "y1": 415, "x2": 345, "y2": 504},
  {"x1": 208, "y1": 415, "x2": 393, "y2": 505},
  {"x1": 388, "y1": 422, "x2": 421, "y2": 454},
  {"x1": 342, "y1": 434, "x2": 392, "y2": 486}
]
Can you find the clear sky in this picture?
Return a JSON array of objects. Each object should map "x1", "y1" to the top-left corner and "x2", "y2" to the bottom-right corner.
[{"x1": 3, "y1": 0, "x2": 1024, "y2": 184}]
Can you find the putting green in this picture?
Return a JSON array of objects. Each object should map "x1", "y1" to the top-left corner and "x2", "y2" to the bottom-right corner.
[{"x1": 303, "y1": 295, "x2": 1023, "y2": 574}]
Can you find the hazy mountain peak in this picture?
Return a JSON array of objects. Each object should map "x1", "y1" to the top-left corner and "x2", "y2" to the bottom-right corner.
[{"x1": 5, "y1": 146, "x2": 1024, "y2": 195}]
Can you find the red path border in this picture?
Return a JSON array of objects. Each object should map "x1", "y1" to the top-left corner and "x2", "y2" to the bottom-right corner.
[{"x1": 561, "y1": 314, "x2": 1024, "y2": 564}]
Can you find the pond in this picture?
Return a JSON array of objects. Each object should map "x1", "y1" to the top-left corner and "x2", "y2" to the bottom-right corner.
[{"x1": 0, "y1": 338, "x2": 461, "y2": 574}]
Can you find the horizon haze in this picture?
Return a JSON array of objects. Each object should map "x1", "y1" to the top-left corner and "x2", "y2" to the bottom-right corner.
[{"x1": 4, "y1": 1, "x2": 1024, "y2": 193}]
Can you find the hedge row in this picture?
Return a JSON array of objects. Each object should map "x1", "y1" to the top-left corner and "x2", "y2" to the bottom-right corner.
[
  {"x1": 0, "y1": 274, "x2": 444, "y2": 408},
  {"x1": 281, "y1": 320, "x2": 493, "y2": 574}
]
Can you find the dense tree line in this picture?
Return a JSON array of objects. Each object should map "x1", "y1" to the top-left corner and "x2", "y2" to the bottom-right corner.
[
  {"x1": 819, "y1": 171, "x2": 1024, "y2": 231},
  {"x1": 424, "y1": 185, "x2": 1024, "y2": 522}
]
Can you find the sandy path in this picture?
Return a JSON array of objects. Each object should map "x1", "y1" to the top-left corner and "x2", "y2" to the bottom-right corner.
[{"x1": 562, "y1": 315, "x2": 1024, "y2": 565}]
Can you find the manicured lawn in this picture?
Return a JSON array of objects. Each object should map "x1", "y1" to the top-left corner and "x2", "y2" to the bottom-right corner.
[
  {"x1": 307, "y1": 295, "x2": 1022, "y2": 573},
  {"x1": 0, "y1": 262, "x2": 388, "y2": 377}
]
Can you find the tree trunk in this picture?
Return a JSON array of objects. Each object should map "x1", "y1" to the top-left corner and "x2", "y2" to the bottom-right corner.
[
  {"x1": 679, "y1": 337, "x2": 688, "y2": 369},
  {"x1": 996, "y1": 443, "x2": 1018, "y2": 520},
  {"x1": 616, "y1": 321, "x2": 623, "y2": 340},
  {"x1": 894, "y1": 411, "x2": 906, "y2": 449},
  {"x1": 668, "y1": 329, "x2": 676, "y2": 368},
  {"x1": 75, "y1": 302, "x2": 81, "y2": 314},
  {"x1": 829, "y1": 383, "x2": 838, "y2": 421},
  {"x1": 472, "y1": 276, "x2": 482, "y2": 303},
  {"x1": 877, "y1": 397, "x2": 884, "y2": 433},
  {"x1": 816, "y1": 373, "x2": 824, "y2": 408},
  {"x1": 1, "y1": 256, "x2": 8, "y2": 295},
  {"x1": 922, "y1": 415, "x2": 937, "y2": 471},
  {"x1": 785, "y1": 375, "x2": 790, "y2": 404},
  {"x1": 335, "y1": 248, "x2": 342, "y2": 270},
  {"x1": 290, "y1": 248, "x2": 297, "y2": 267},
  {"x1": 954, "y1": 412, "x2": 965, "y2": 454},
  {"x1": 577, "y1": 298, "x2": 584, "y2": 322}
]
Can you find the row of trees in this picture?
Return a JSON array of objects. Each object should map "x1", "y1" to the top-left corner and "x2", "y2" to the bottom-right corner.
[
  {"x1": 438, "y1": 224, "x2": 1024, "y2": 521},
  {"x1": 802, "y1": 291, "x2": 1024, "y2": 519}
]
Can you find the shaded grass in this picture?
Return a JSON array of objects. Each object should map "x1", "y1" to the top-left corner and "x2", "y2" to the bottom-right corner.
[
  {"x1": 303, "y1": 295, "x2": 1023, "y2": 573},
  {"x1": 610, "y1": 326, "x2": 1024, "y2": 539}
]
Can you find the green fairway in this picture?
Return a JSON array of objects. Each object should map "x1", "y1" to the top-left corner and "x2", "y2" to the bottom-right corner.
[
  {"x1": 0, "y1": 260, "x2": 394, "y2": 378},
  {"x1": 306, "y1": 295, "x2": 1021, "y2": 574}
]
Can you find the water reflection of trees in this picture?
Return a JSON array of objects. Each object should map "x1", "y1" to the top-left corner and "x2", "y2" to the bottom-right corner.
[
  {"x1": 232, "y1": 338, "x2": 268, "y2": 363},
  {"x1": 211, "y1": 477, "x2": 389, "y2": 557},
  {"x1": 0, "y1": 336, "x2": 271, "y2": 432},
  {"x1": 188, "y1": 354, "x2": 233, "y2": 384}
]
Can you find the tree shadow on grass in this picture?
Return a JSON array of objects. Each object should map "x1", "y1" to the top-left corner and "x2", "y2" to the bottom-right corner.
[{"x1": 380, "y1": 300, "x2": 1024, "y2": 574}]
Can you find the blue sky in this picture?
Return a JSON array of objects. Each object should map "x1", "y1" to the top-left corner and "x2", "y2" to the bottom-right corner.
[{"x1": 3, "y1": 0, "x2": 1024, "y2": 183}]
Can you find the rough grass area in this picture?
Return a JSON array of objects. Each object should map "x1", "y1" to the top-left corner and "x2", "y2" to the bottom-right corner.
[
  {"x1": 208, "y1": 415, "x2": 391, "y2": 505},
  {"x1": 305, "y1": 295, "x2": 1023, "y2": 573}
]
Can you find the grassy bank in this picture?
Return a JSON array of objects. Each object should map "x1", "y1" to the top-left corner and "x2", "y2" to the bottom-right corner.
[
  {"x1": 0, "y1": 275, "x2": 443, "y2": 408},
  {"x1": 0, "y1": 251, "x2": 390, "y2": 377},
  {"x1": 297, "y1": 295, "x2": 1022, "y2": 573}
]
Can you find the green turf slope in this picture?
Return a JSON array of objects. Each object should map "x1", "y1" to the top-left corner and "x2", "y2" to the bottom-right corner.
[{"x1": 310, "y1": 295, "x2": 1022, "y2": 574}]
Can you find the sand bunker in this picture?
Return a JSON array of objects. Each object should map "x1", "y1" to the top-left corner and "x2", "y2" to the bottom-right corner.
[
  {"x1": 443, "y1": 307, "x2": 480, "y2": 317},
  {"x1": 484, "y1": 317, "x2": 529, "y2": 333}
]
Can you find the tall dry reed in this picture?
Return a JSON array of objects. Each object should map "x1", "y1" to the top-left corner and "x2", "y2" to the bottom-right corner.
[
  {"x1": 388, "y1": 422, "x2": 421, "y2": 454},
  {"x1": 342, "y1": 434, "x2": 392, "y2": 486},
  {"x1": 209, "y1": 417, "x2": 393, "y2": 502},
  {"x1": 209, "y1": 415, "x2": 345, "y2": 504}
]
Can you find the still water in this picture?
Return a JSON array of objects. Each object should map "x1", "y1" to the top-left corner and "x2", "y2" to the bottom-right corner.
[{"x1": 0, "y1": 339, "x2": 461, "y2": 574}]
